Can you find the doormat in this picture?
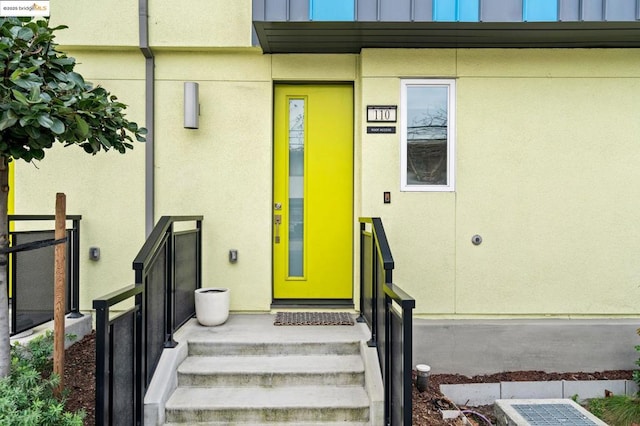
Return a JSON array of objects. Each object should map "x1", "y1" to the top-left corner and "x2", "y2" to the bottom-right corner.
[{"x1": 274, "y1": 312, "x2": 354, "y2": 326}]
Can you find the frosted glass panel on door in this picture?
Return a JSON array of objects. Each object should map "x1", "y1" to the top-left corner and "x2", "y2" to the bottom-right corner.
[{"x1": 289, "y1": 99, "x2": 304, "y2": 277}]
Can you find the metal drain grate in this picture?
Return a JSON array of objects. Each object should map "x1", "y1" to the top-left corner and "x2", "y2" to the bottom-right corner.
[
  {"x1": 494, "y1": 399, "x2": 608, "y2": 426},
  {"x1": 512, "y1": 403, "x2": 597, "y2": 425}
]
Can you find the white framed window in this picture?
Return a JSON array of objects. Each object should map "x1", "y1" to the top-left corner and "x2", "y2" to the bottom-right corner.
[{"x1": 400, "y1": 79, "x2": 456, "y2": 192}]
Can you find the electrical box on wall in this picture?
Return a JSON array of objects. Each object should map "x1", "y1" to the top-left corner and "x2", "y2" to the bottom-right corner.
[{"x1": 89, "y1": 247, "x2": 100, "y2": 261}]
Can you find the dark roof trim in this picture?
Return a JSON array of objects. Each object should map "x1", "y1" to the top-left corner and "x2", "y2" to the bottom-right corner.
[{"x1": 253, "y1": 21, "x2": 640, "y2": 53}]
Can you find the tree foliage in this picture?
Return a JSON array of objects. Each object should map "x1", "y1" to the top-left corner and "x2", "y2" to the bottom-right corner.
[
  {"x1": 0, "y1": 17, "x2": 145, "y2": 378},
  {"x1": 0, "y1": 17, "x2": 146, "y2": 162}
]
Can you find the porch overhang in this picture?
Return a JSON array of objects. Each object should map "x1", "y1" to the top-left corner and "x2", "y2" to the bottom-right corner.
[{"x1": 253, "y1": 20, "x2": 640, "y2": 53}]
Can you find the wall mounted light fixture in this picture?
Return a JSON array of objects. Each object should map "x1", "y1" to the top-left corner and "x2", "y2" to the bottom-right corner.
[{"x1": 184, "y1": 82, "x2": 200, "y2": 129}]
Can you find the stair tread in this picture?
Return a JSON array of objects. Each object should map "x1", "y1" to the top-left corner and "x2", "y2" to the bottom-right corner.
[
  {"x1": 164, "y1": 423, "x2": 370, "y2": 426},
  {"x1": 166, "y1": 385, "x2": 370, "y2": 410},
  {"x1": 188, "y1": 341, "x2": 361, "y2": 356},
  {"x1": 179, "y1": 354, "x2": 364, "y2": 375}
]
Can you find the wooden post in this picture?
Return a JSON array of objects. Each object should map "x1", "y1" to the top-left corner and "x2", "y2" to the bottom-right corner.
[{"x1": 53, "y1": 193, "x2": 66, "y2": 395}]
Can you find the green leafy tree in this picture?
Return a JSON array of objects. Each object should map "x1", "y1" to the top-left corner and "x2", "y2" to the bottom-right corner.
[{"x1": 0, "y1": 17, "x2": 146, "y2": 377}]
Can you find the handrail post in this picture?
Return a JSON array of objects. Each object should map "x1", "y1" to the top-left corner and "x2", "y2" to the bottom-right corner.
[
  {"x1": 68, "y1": 218, "x2": 83, "y2": 318},
  {"x1": 135, "y1": 291, "x2": 144, "y2": 425},
  {"x1": 196, "y1": 219, "x2": 202, "y2": 290},
  {"x1": 357, "y1": 221, "x2": 366, "y2": 324},
  {"x1": 368, "y1": 227, "x2": 378, "y2": 348},
  {"x1": 164, "y1": 224, "x2": 177, "y2": 348},
  {"x1": 402, "y1": 298, "x2": 414, "y2": 426},
  {"x1": 384, "y1": 292, "x2": 392, "y2": 426},
  {"x1": 94, "y1": 302, "x2": 110, "y2": 426},
  {"x1": 7, "y1": 216, "x2": 14, "y2": 336}
]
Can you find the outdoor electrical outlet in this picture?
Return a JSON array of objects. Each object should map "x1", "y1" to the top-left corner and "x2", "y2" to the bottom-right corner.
[
  {"x1": 229, "y1": 249, "x2": 238, "y2": 263},
  {"x1": 89, "y1": 247, "x2": 100, "y2": 261}
]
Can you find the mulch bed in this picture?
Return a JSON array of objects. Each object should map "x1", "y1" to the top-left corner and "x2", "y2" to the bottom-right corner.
[
  {"x1": 64, "y1": 331, "x2": 96, "y2": 426},
  {"x1": 62, "y1": 331, "x2": 633, "y2": 426},
  {"x1": 413, "y1": 369, "x2": 633, "y2": 425}
]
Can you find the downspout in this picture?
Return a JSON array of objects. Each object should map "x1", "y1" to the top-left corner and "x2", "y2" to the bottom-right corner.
[{"x1": 139, "y1": 0, "x2": 154, "y2": 236}]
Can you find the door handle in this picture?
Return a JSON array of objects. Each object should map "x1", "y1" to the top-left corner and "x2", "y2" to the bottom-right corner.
[{"x1": 274, "y1": 214, "x2": 282, "y2": 244}]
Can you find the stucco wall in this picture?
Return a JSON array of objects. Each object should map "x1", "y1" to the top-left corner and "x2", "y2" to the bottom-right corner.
[
  {"x1": 14, "y1": 50, "x2": 146, "y2": 309},
  {"x1": 150, "y1": 0, "x2": 253, "y2": 48},
  {"x1": 360, "y1": 48, "x2": 640, "y2": 316},
  {"x1": 50, "y1": 0, "x2": 254, "y2": 49},
  {"x1": 13, "y1": 5, "x2": 640, "y2": 317},
  {"x1": 50, "y1": 0, "x2": 139, "y2": 48},
  {"x1": 153, "y1": 53, "x2": 357, "y2": 312},
  {"x1": 154, "y1": 52, "x2": 271, "y2": 311}
]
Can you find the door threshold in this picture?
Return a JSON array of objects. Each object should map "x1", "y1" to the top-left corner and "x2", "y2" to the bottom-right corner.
[{"x1": 271, "y1": 299, "x2": 354, "y2": 310}]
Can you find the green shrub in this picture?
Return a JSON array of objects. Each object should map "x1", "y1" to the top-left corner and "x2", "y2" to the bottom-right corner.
[
  {"x1": 0, "y1": 332, "x2": 84, "y2": 425},
  {"x1": 586, "y1": 328, "x2": 640, "y2": 425},
  {"x1": 604, "y1": 395, "x2": 640, "y2": 426},
  {"x1": 589, "y1": 395, "x2": 640, "y2": 426},
  {"x1": 588, "y1": 397, "x2": 606, "y2": 419}
]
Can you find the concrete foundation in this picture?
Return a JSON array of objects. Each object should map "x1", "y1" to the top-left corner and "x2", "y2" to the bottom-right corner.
[
  {"x1": 413, "y1": 318, "x2": 639, "y2": 375},
  {"x1": 10, "y1": 313, "x2": 92, "y2": 349}
]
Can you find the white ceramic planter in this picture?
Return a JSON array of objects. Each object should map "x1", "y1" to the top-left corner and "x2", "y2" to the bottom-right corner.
[{"x1": 194, "y1": 287, "x2": 230, "y2": 326}]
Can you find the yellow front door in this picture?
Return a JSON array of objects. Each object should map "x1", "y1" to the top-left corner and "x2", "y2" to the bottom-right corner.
[{"x1": 273, "y1": 84, "x2": 353, "y2": 300}]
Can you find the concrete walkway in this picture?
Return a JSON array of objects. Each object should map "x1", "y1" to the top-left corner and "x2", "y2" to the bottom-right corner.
[
  {"x1": 181, "y1": 313, "x2": 370, "y2": 346},
  {"x1": 145, "y1": 314, "x2": 384, "y2": 425}
]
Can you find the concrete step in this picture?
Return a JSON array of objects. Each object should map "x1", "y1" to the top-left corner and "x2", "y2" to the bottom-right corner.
[
  {"x1": 188, "y1": 340, "x2": 361, "y2": 357},
  {"x1": 178, "y1": 354, "x2": 365, "y2": 387},
  {"x1": 164, "y1": 422, "x2": 369, "y2": 426},
  {"x1": 164, "y1": 385, "x2": 370, "y2": 423}
]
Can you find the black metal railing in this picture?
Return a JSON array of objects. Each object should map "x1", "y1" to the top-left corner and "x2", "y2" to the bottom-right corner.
[
  {"x1": 359, "y1": 217, "x2": 415, "y2": 426},
  {"x1": 8, "y1": 215, "x2": 82, "y2": 336},
  {"x1": 94, "y1": 216, "x2": 202, "y2": 426},
  {"x1": 133, "y1": 216, "x2": 202, "y2": 380}
]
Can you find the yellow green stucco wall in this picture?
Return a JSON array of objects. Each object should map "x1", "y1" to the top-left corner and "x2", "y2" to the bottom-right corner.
[
  {"x1": 360, "y1": 48, "x2": 640, "y2": 317},
  {"x1": 154, "y1": 53, "x2": 357, "y2": 312},
  {"x1": 149, "y1": 0, "x2": 254, "y2": 48},
  {"x1": 50, "y1": 1, "x2": 139, "y2": 48},
  {"x1": 14, "y1": 52, "x2": 146, "y2": 309},
  {"x1": 13, "y1": 4, "x2": 640, "y2": 317}
]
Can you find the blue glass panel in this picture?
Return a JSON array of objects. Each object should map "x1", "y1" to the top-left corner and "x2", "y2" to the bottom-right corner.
[
  {"x1": 433, "y1": 0, "x2": 457, "y2": 21},
  {"x1": 524, "y1": 0, "x2": 558, "y2": 21},
  {"x1": 458, "y1": 0, "x2": 479, "y2": 21},
  {"x1": 310, "y1": 0, "x2": 355, "y2": 21},
  {"x1": 434, "y1": 0, "x2": 479, "y2": 21}
]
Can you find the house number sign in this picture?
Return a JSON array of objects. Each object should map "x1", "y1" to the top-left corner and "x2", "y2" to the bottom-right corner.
[{"x1": 367, "y1": 105, "x2": 397, "y2": 123}]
